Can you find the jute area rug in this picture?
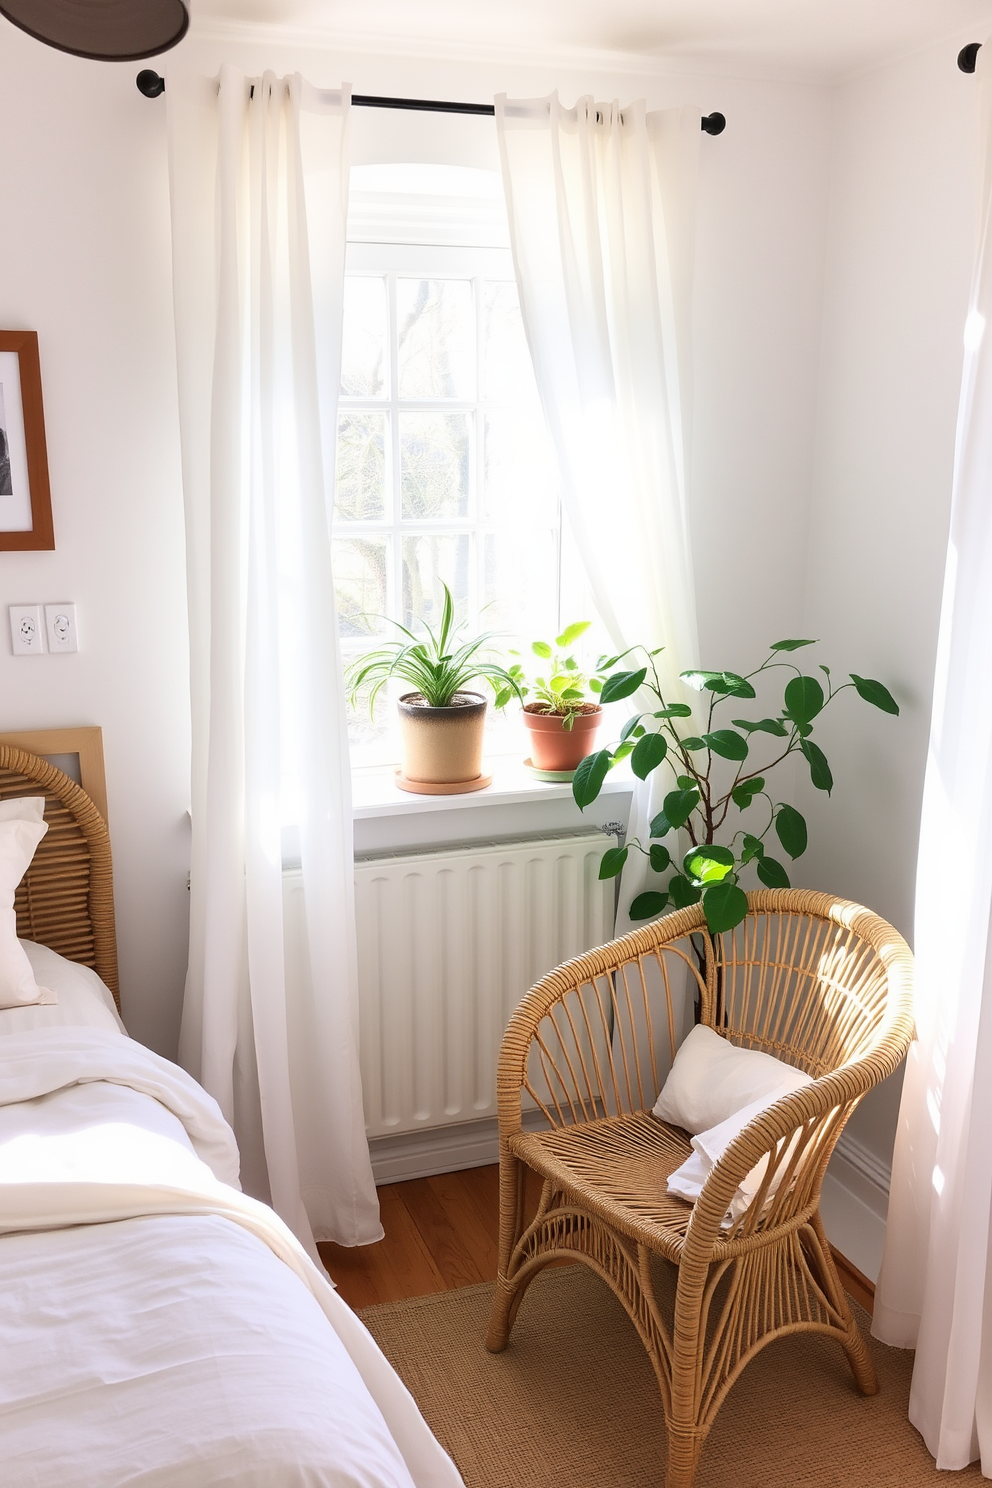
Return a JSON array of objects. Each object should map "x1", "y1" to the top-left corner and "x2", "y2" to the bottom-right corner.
[{"x1": 361, "y1": 1265, "x2": 982, "y2": 1487}]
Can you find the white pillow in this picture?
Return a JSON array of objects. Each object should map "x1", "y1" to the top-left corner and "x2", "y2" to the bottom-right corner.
[
  {"x1": 667, "y1": 1085, "x2": 809, "y2": 1227},
  {"x1": 0, "y1": 795, "x2": 46, "y2": 823},
  {"x1": 0, "y1": 940, "x2": 124, "y2": 1036},
  {"x1": 652, "y1": 1023, "x2": 812, "y2": 1134},
  {"x1": 0, "y1": 814, "x2": 56, "y2": 1008}
]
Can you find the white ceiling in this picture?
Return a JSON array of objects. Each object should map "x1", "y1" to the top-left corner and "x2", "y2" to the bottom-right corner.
[{"x1": 194, "y1": 0, "x2": 992, "y2": 80}]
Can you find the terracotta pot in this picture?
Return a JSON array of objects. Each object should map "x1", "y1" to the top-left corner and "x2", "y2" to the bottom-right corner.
[
  {"x1": 522, "y1": 703, "x2": 603, "y2": 773},
  {"x1": 398, "y1": 691, "x2": 487, "y2": 785}
]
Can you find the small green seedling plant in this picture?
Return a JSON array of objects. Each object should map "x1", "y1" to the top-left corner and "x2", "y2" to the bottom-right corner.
[
  {"x1": 501, "y1": 621, "x2": 606, "y2": 727},
  {"x1": 346, "y1": 583, "x2": 522, "y2": 714},
  {"x1": 572, "y1": 638, "x2": 899, "y2": 935}
]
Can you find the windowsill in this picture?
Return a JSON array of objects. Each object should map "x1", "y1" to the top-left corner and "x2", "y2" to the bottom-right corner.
[{"x1": 351, "y1": 754, "x2": 632, "y2": 819}]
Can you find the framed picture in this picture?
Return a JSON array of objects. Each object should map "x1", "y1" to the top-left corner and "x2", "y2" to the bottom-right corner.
[{"x1": 0, "y1": 330, "x2": 54, "y2": 550}]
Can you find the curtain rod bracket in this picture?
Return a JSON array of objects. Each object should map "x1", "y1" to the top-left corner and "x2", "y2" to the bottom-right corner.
[
  {"x1": 701, "y1": 111, "x2": 725, "y2": 135},
  {"x1": 959, "y1": 43, "x2": 982, "y2": 73},
  {"x1": 136, "y1": 68, "x2": 165, "y2": 97}
]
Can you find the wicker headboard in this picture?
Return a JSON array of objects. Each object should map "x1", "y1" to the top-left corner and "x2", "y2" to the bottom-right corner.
[{"x1": 0, "y1": 743, "x2": 120, "y2": 1010}]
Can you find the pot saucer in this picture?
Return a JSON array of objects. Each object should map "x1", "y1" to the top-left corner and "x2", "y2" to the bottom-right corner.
[
  {"x1": 523, "y1": 757, "x2": 578, "y2": 783},
  {"x1": 394, "y1": 770, "x2": 493, "y2": 796}
]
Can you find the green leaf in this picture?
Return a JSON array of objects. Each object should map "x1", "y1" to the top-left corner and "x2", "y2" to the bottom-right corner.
[
  {"x1": 668, "y1": 874, "x2": 702, "y2": 909},
  {"x1": 850, "y1": 674, "x2": 900, "y2": 716},
  {"x1": 532, "y1": 641, "x2": 552, "y2": 659},
  {"x1": 800, "y1": 738, "x2": 833, "y2": 794},
  {"x1": 629, "y1": 891, "x2": 669, "y2": 920},
  {"x1": 564, "y1": 656, "x2": 579, "y2": 670},
  {"x1": 493, "y1": 688, "x2": 515, "y2": 709},
  {"x1": 683, "y1": 845, "x2": 736, "y2": 885},
  {"x1": 702, "y1": 881, "x2": 750, "y2": 934},
  {"x1": 756, "y1": 855, "x2": 791, "y2": 888},
  {"x1": 662, "y1": 788, "x2": 700, "y2": 831},
  {"x1": 731, "y1": 777, "x2": 764, "y2": 810},
  {"x1": 631, "y1": 732, "x2": 668, "y2": 779},
  {"x1": 717, "y1": 672, "x2": 757, "y2": 699},
  {"x1": 560, "y1": 687, "x2": 584, "y2": 702},
  {"x1": 732, "y1": 717, "x2": 789, "y2": 737},
  {"x1": 599, "y1": 845, "x2": 629, "y2": 880},
  {"x1": 649, "y1": 844, "x2": 671, "y2": 874},
  {"x1": 679, "y1": 736, "x2": 707, "y2": 751},
  {"x1": 572, "y1": 749, "x2": 612, "y2": 809},
  {"x1": 740, "y1": 833, "x2": 765, "y2": 864},
  {"x1": 783, "y1": 675, "x2": 825, "y2": 724},
  {"x1": 620, "y1": 710, "x2": 643, "y2": 742},
  {"x1": 676, "y1": 775, "x2": 696, "y2": 789},
  {"x1": 655, "y1": 704, "x2": 693, "y2": 719},
  {"x1": 588, "y1": 676, "x2": 603, "y2": 694},
  {"x1": 680, "y1": 669, "x2": 725, "y2": 692},
  {"x1": 775, "y1": 804, "x2": 808, "y2": 859},
  {"x1": 556, "y1": 621, "x2": 590, "y2": 648},
  {"x1": 703, "y1": 729, "x2": 749, "y2": 761},
  {"x1": 611, "y1": 741, "x2": 635, "y2": 762},
  {"x1": 770, "y1": 638, "x2": 817, "y2": 651},
  {"x1": 600, "y1": 668, "x2": 647, "y2": 704},
  {"x1": 649, "y1": 810, "x2": 672, "y2": 838}
]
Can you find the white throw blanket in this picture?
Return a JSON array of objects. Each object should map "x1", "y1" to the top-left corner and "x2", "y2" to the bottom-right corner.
[{"x1": 0, "y1": 1028, "x2": 462, "y2": 1488}]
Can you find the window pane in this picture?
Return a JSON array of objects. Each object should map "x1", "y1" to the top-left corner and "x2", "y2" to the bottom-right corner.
[
  {"x1": 333, "y1": 535, "x2": 388, "y2": 638},
  {"x1": 341, "y1": 277, "x2": 387, "y2": 397},
  {"x1": 483, "y1": 281, "x2": 537, "y2": 403},
  {"x1": 482, "y1": 528, "x2": 559, "y2": 641},
  {"x1": 483, "y1": 409, "x2": 558, "y2": 524},
  {"x1": 402, "y1": 534, "x2": 471, "y2": 633},
  {"x1": 336, "y1": 412, "x2": 387, "y2": 520},
  {"x1": 397, "y1": 279, "x2": 475, "y2": 399},
  {"x1": 400, "y1": 412, "x2": 470, "y2": 519}
]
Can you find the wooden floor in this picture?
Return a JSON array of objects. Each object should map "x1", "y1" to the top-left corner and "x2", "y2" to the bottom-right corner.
[{"x1": 317, "y1": 1164, "x2": 875, "y2": 1316}]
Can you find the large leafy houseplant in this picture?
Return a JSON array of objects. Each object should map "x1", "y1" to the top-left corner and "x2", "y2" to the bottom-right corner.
[{"x1": 572, "y1": 638, "x2": 899, "y2": 935}]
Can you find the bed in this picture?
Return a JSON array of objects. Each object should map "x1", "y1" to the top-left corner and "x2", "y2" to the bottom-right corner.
[{"x1": 0, "y1": 739, "x2": 462, "y2": 1488}]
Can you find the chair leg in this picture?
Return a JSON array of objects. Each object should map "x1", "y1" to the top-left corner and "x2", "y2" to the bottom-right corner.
[
  {"x1": 486, "y1": 1147, "x2": 530, "y2": 1353},
  {"x1": 807, "y1": 1213, "x2": 878, "y2": 1396},
  {"x1": 664, "y1": 1422, "x2": 708, "y2": 1488}
]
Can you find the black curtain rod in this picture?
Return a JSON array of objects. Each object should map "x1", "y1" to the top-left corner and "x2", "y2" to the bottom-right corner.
[{"x1": 135, "y1": 70, "x2": 726, "y2": 132}]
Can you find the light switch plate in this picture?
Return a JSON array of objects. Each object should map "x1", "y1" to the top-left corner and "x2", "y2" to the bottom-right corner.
[
  {"x1": 45, "y1": 603, "x2": 77, "y2": 653},
  {"x1": 9, "y1": 605, "x2": 45, "y2": 655}
]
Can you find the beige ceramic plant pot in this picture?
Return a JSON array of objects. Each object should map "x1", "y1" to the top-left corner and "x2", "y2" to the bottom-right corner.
[
  {"x1": 398, "y1": 691, "x2": 488, "y2": 787},
  {"x1": 522, "y1": 703, "x2": 603, "y2": 773}
]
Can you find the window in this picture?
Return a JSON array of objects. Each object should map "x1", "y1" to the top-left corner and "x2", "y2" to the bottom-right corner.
[{"x1": 334, "y1": 165, "x2": 579, "y2": 765}]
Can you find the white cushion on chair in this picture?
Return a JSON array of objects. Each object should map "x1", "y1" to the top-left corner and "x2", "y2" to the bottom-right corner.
[
  {"x1": 652, "y1": 1023, "x2": 812, "y2": 1134},
  {"x1": 667, "y1": 1086, "x2": 807, "y2": 1225}
]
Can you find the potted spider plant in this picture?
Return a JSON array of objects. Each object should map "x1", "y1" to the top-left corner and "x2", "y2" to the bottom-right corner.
[
  {"x1": 346, "y1": 584, "x2": 522, "y2": 794},
  {"x1": 502, "y1": 622, "x2": 608, "y2": 776}
]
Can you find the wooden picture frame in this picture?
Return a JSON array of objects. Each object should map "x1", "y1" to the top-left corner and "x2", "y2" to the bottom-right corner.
[
  {"x1": 0, "y1": 726, "x2": 108, "y2": 823},
  {"x1": 0, "y1": 330, "x2": 54, "y2": 550}
]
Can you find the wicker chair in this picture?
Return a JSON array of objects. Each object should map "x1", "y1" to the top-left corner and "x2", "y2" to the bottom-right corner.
[{"x1": 485, "y1": 889, "x2": 914, "y2": 1488}]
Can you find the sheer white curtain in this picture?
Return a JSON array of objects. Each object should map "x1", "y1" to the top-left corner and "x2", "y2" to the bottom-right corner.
[
  {"x1": 872, "y1": 43, "x2": 992, "y2": 1473},
  {"x1": 167, "y1": 65, "x2": 381, "y2": 1257},
  {"x1": 495, "y1": 93, "x2": 700, "y2": 936}
]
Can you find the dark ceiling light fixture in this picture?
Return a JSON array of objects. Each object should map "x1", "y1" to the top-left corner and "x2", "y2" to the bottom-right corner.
[{"x1": 0, "y1": 0, "x2": 188, "y2": 61}]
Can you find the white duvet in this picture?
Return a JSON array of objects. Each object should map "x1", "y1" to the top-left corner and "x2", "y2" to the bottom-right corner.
[{"x1": 0, "y1": 1028, "x2": 462, "y2": 1488}]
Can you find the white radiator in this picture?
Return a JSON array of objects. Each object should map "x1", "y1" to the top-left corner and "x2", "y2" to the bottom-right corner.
[{"x1": 352, "y1": 830, "x2": 615, "y2": 1140}]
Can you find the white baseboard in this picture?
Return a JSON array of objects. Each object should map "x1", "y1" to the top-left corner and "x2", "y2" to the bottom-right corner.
[
  {"x1": 822, "y1": 1131, "x2": 891, "y2": 1283},
  {"x1": 370, "y1": 1117, "x2": 895, "y2": 1286}
]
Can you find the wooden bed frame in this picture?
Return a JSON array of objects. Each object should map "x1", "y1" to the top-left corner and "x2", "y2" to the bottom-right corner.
[{"x1": 0, "y1": 739, "x2": 120, "y2": 1010}]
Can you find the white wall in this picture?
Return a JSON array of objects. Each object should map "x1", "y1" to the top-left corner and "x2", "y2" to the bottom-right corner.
[
  {"x1": 0, "y1": 28, "x2": 190, "y2": 1056},
  {"x1": 800, "y1": 33, "x2": 983, "y2": 1166}
]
